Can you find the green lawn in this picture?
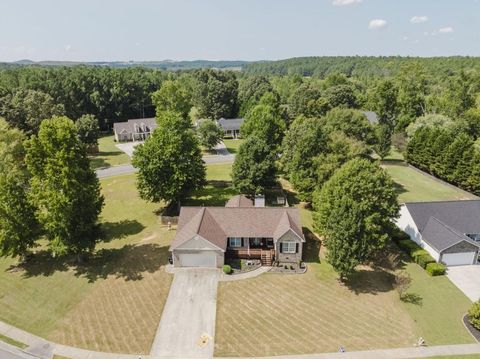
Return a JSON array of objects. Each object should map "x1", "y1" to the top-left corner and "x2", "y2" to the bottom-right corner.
[
  {"x1": 383, "y1": 162, "x2": 477, "y2": 203},
  {"x1": 0, "y1": 173, "x2": 174, "y2": 354},
  {"x1": 223, "y1": 138, "x2": 244, "y2": 154},
  {"x1": 0, "y1": 333, "x2": 27, "y2": 349},
  {"x1": 90, "y1": 135, "x2": 131, "y2": 169}
]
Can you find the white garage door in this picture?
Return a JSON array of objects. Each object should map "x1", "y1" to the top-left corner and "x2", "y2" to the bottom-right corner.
[
  {"x1": 442, "y1": 252, "x2": 476, "y2": 266},
  {"x1": 178, "y1": 252, "x2": 216, "y2": 267}
]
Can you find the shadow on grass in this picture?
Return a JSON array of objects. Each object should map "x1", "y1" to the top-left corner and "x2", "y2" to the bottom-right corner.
[
  {"x1": 344, "y1": 268, "x2": 396, "y2": 295},
  {"x1": 19, "y1": 243, "x2": 169, "y2": 282},
  {"x1": 186, "y1": 181, "x2": 238, "y2": 206},
  {"x1": 90, "y1": 157, "x2": 111, "y2": 169},
  {"x1": 401, "y1": 292, "x2": 423, "y2": 306},
  {"x1": 74, "y1": 243, "x2": 169, "y2": 282},
  {"x1": 101, "y1": 220, "x2": 145, "y2": 242},
  {"x1": 303, "y1": 227, "x2": 321, "y2": 264}
]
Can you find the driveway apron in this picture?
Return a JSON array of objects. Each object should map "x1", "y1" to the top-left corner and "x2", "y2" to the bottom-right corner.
[{"x1": 150, "y1": 268, "x2": 220, "y2": 358}]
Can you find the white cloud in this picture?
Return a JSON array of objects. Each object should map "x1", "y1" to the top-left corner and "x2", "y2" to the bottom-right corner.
[
  {"x1": 438, "y1": 26, "x2": 454, "y2": 33},
  {"x1": 368, "y1": 19, "x2": 387, "y2": 30},
  {"x1": 410, "y1": 16, "x2": 428, "y2": 24},
  {"x1": 332, "y1": 0, "x2": 362, "y2": 6},
  {"x1": 64, "y1": 44, "x2": 72, "y2": 52},
  {"x1": 402, "y1": 36, "x2": 409, "y2": 41}
]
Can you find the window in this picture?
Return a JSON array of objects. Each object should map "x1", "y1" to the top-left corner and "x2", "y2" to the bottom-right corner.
[
  {"x1": 282, "y1": 242, "x2": 296, "y2": 253},
  {"x1": 229, "y1": 237, "x2": 242, "y2": 247}
]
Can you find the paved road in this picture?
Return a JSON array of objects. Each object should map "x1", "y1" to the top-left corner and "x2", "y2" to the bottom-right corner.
[
  {"x1": 150, "y1": 268, "x2": 220, "y2": 359},
  {"x1": 96, "y1": 153, "x2": 234, "y2": 179},
  {"x1": 0, "y1": 341, "x2": 43, "y2": 359},
  {"x1": 447, "y1": 265, "x2": 480, "y2": 302}
]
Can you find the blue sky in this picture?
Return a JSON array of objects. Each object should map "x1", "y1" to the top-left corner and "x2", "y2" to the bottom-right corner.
[{"x1": 0, "y1": 0, "x2": 479, "y2": 61}]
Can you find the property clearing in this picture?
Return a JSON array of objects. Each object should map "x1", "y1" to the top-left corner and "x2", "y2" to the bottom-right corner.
[{"x1": 90, "y1": 135, "x2": 131, "y2": 169}]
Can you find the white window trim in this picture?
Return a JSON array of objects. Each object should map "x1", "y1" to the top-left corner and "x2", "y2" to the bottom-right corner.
[
  {"x1": 229, "y1": 237, "x2": 242, "y2": 248},
  {"x1": 282, "y1": 242, "x2": 296, "y2": 254}
]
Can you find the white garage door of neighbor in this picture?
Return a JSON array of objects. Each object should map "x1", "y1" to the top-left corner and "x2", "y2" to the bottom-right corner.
[
  {"x1": 442, "y1": 252, "x2": 476, "y2": 266},
  {"x1": 178, "y1": 252, "x2": 216, "y2": 267}
]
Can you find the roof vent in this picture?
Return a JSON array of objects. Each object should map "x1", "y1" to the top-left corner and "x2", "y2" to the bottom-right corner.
[{"x1": 254, "y1": 194, "x2": 265, "y2": 208}]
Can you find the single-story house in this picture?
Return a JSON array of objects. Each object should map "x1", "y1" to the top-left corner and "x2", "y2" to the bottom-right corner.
[
  {"x1": 170, "y1": 195, "x2": 305, "y2": 268},
  {"x1": 397, "y1": 200, "x2": 480, "y2": 266},
  {"x1": 113, "y1": 117, "x2": 157, "y2": 142},
  {"x1": 217, "y1": 118, "x2": 244, "y2": 138}
]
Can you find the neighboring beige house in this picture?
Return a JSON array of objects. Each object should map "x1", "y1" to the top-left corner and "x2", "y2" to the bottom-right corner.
[
  {"x1": 113, "y1": 117, "x2": 157, "y2": 142},
  {"x1": 170, "y1": 195, "x2": 305, "y2": 268},
  {"x1": 195, "y1": 118, "x2": 244, "y2": 138}
]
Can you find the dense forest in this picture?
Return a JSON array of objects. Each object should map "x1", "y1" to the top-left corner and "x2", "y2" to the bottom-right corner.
[{"x1": 0, "y1": 56, "x2": 479, "y2": 195}]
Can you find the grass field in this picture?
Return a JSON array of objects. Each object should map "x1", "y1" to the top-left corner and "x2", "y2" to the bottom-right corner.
[
  {"x1": 215, "y1": 172, "x2": 475, "y2": 356},
  {"x1": 383, "y1": 162, "x2": 477, "y2": 203},
  {"x1": 0, "y1": 174, "x2": 174, "y2": 354},
  {"x1": 90, "y1": 135, "x2": 131, "y2": 169},
  {"x1": 223, "y1": 138, "x2": 244, "y2": 154}
]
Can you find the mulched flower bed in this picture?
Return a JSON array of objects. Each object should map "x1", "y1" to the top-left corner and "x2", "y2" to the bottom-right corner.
[
  {"x1": 270, "y1": 262, "x2": 307, "y2": 274},
  {"x1": 226, "y1": 259, "x2": 262, "y2": 274},
  {"x1": 463, "y1": 314, "x2": 480, "y2": 342}
]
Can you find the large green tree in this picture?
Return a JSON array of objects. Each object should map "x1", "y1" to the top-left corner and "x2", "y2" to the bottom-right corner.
[
  {"x1": 240, "y1": 100, "x2": 285, "y2": 151},
  {"x1": 151, "y1": 79, "x2": 191, "y2": 119},
  {"x1": 231, "y1": 134, "x2": 277, "y2": 196},
  {"x1": 323, "y1": 108, "x2": 375, "y2": 145},
  {"x1": 0, "y1": 89, "x2": 65, "y2": 135},
  {"x1": 25, "y1": 116, "x2": 104, "y2": 259},
  {"x1": 396, "y1": 62, "x2": 427, "y2": 130},
  {"x1": 132, "y1": 111, "x2": 206, "y2": 205},
  {"x1": 75, "y1": 114, "x2": 100, "y2": 148},
  {"x1": 313, "y1": 158, "x2": 399, "y2": 279},
  {"x1": 369, "y1": 79, "x2": 398, "y2": 130},
  {"x1": 192, "y1": 69, "x2": 238, "y2": 120},
  {"x1": 238, "y1": 76, "x2": 275, "y2": 116},
  {"x1": 197, "y1": 119, "x2": 223, "y2": 151},
  {"x1": 281, "y1": 116, "x2": 327, "y2": 201},
  {"x1": 0, "y1": 119, "x2": 39, "y2": 259}
]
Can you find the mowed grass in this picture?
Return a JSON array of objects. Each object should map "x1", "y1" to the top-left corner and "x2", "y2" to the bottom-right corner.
[
  {"x1": 215, "y1": 174, "x2": 474, "y2": 356},
  {"x1": 187, "y1": 163, "x2": 236, "y2": 206},
  {"x1": 223, "y1": 138, "x2": 244, "y2": 154},
  {"x1": 90, "y1": 135, "x2": 131, "y2": 169},
  {"x1": 0, "y1": 334, "x2": 27, "y2": 349},
  {"x1": 0, "y1": 173, "x2": 174, "y2": 354},
  {"x1": 383, "y1": 162, "x2": 477, "y2": 203}
]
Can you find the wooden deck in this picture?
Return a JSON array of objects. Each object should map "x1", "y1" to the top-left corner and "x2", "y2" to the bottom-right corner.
[{"x1": 226, "y1": 248, "x2": 274, "y2": 265}]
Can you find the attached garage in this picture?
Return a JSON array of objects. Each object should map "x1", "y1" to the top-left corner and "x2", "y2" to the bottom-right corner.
[
  {"x1": 177, "y1": 251, "x2": 217, "y2": 267},
  {"x1": 441, "y1": 252, "x2": 476, "y2": 266}
]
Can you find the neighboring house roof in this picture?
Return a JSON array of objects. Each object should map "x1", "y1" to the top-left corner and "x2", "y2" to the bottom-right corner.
[
  {"x1": 171, "y1": 205, "x2": 305, "y2": 251},
  {"x1": 113, "y1": 117, "x2": 157, "y2": 135},
  {"x1": 225, "y1": 195, "x2": 253, "y2": 208},
  {"x1": 363, "y1": 111, "x2": 378, "y2": 125},
  {"x1": 217, "y1": 118, "x2": 244, "y2": 131},
  {"x1": 404, "y1": 200, "x2": 480, "y2": 252}
]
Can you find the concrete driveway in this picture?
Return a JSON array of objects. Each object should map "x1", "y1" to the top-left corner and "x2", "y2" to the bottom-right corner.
[
  {"x1": 447, "y1": 265, "x2": 480, "y2": 302},
  {"x1": 115, "y1": 141, "x2": 142, "y2": 158},
  {"x1": 150, "y1": 268, "x2": 220, "y2": 359}
]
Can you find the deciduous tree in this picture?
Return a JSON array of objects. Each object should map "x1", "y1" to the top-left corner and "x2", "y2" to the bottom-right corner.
[
  {"x1": 313, "y1": 158, "x2": 399, "y2": 279},
  {"x1": 197, "y1": 119, "x2": 223, "y2": 151},
  {"x1": 0, "y1": 119, "x2": 39, "y2": 259},
  {"x1": 25, "y1": 116, "x2": 104, "y2": 259},
  {"x1": 132, "y1": 111, "x2": 206, "y2": 205}
]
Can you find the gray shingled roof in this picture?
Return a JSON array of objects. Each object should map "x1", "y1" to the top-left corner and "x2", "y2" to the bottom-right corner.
[
  {"x1": 405, "y1": 200, "x2": 480, "y2": 234},
  {"x1": 217, "y1": 118, "x2": 244, "y2": 131},
  {"x1": 113, "y1": 117, "x2": 157, "y2": 134},
  {"x1": 171, "y1": 205, "x2": 304, "y2": 251},
  {"x1": 405, "y1": 200, "x2": 480, "y2": 253}
]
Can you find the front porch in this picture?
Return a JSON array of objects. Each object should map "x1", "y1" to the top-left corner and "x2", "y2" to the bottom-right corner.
[{"x1": 226, "y1": 238, "x2": 275, "y2": 265}]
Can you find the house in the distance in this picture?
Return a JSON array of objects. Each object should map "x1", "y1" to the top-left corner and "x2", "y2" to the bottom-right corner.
[
  {"x1": 113, "y1": 117, "x2": 157, "y2": 142},
  {"x1": 397, "y1": 200, "x2": 480, "y2": 266},
  {"x1": 217, "y1": 118, "x2": 244, "y2": 138},
  {"x1": 170, "y1": 195, "x2": 305, "y2": 268}
]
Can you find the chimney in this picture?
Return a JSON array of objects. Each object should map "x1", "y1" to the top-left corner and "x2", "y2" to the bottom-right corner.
[{"x1": 254, "y1": 194, "x2": 265, "y2": 207}]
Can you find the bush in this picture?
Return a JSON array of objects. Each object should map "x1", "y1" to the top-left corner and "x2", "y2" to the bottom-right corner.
[
  {"x1": 416, "y1": 253, "x2": 436, "y2": 269},
  {"x1": 222, "y1": 265, "x2": 232, "y2": 274},
  {"x1": 398, "y1": 239, "x2": 421, "y2": 255},
  {"x1": 411, "y1": 248, "x2": 429, "y2": 261},
  {"x1": 469, "y1": 301, "x2": 480, "y2": 330},
  {"x1": 426, "y1": 262, "x2": 446, "y2": 276}
]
